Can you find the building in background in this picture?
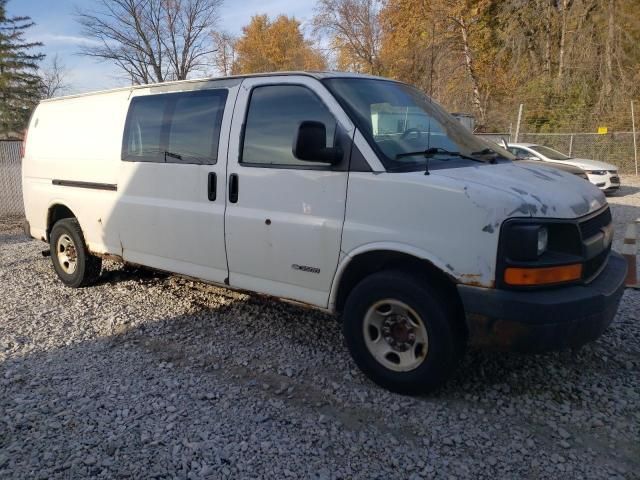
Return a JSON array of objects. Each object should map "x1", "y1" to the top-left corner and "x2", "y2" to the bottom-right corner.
[{"x1": 451, "y1": 113, "x2": 475, "y2": 132}]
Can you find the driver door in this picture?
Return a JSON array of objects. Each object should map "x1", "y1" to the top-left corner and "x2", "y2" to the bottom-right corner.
[{"x1": 224, "y1": 76, "x2": 355, "y2": 307}]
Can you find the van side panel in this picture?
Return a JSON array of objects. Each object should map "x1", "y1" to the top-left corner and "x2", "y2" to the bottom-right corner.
[
  {"x1": 106, "y1": 84, "x2": 237, "y2": 284},
  {"x1": 22, "y1": 90, "x2": 132, "y2": 253}
]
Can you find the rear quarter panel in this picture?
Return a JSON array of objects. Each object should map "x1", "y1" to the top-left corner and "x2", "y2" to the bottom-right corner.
[{"x1": 22, "y1": 90, "x2": 131, "y2": 252}]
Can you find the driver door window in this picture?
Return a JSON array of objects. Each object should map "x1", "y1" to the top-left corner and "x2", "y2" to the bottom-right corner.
[{"x1": 241, "y1": 85, "x2": 336, "y2": 168}]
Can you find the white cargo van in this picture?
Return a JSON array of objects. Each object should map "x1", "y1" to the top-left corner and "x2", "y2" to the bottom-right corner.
[{"x1": 22, "y1": 72, "x2": 626, "y2": 394}]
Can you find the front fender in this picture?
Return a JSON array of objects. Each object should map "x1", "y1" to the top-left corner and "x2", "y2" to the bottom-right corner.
[{"x1": 328, "y1": 241, "x2": 462, "y2": 311}]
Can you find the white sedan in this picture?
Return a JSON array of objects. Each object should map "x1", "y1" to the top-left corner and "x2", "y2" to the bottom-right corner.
[{"x1": 507, "y1": 143, "x2": 620, "y2": 194}]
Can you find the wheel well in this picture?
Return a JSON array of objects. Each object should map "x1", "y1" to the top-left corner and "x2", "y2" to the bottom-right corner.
[
  {"x1": 334, "y1": 250, "x2": 465, "y2": 332},
  {"x1": 47, "y1": 204, "x2": 76, "y2": 239}
]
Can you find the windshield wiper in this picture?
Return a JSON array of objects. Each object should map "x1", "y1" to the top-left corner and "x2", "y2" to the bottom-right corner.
[
  {"x1": 396, "y1": 147, "x2": 482, "y2": 161},
  {"x1": 470, "y1": 148, "x2": 495, "y2": 156},
  {"x1": 164, "y1": 151, "x2": 183, "y2": 161},
  {"x1": 396, "y1": 148, "x2": 484, "y2": 176},
  {"x1": 470, "y1": 148, "x2": 500, "y2": 163}
]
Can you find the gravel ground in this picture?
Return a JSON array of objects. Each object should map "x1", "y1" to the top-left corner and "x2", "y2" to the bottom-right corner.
[{"x1": 1, "y1": 177, "x2": 639, "y2": 480}]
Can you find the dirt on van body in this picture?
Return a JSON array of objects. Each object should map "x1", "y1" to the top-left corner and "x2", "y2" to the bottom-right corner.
[{"x1": 1, "y1": 177, "x2": 639, "y2": 479}]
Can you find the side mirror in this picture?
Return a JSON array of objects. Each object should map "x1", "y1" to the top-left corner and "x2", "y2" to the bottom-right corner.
[{"x1": 292, "y1": 121, "x2": 341, "y2": 164}]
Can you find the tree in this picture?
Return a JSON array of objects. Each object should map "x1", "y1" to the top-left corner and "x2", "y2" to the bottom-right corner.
[
  {"x1": 0, "y1": 0, "x2": 44, "y2": 138},
  {"x1": 76, "y1": 0, "x2": 223, "y2": 84},
  {"x1": 492, "y1": 0, "x2": 640, "y2": 131},
  {"x1": 211, "y1": 30, "x2": 236, "y2": 76},
  {"x1": 39, "y1": 54, "x2": 69, "y2": 99},
  {"x1": 378, "y1": 0, "x2": 504, "y2": 130},
  {"x1": 233, "y1": 15, "x2": 326, "y2": 74},
  {"x1": 313, "y1": 0, "x2": 383, "y2": 74},
  {"x1": 380, "y1": 0, "x2": 444, "y2": 99}
]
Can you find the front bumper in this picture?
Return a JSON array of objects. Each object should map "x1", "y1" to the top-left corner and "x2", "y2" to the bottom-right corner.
[
  {"x1": 587, "y1": 172, "x2": 620, "y2": 191},
  {"x1": 457, "y1": 252, "x2": 627, "y2": 352}
]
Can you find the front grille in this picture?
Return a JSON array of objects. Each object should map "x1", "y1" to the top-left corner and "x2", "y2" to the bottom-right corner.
[
  {"x1": 579, "y1": 207, "x2": 611, "y2": 240},
  {"x1": 579, "y1": 207, "x2": 613, "y2": 282},
  {"x1": 584, "y1": 247, "x2": 611, "y2": 281}
]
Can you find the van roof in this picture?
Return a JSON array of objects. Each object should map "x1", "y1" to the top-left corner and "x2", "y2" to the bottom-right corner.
[{"x1": 40, "y1": 71, "x2": 391, "y2": 103}]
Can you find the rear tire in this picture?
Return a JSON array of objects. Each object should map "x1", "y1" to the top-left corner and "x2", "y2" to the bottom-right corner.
[
  {"x1": 50, "y1": 218, "x2": 102, "y2": 288},
  {"x1": 342, "y1": 269, "x2": 464, "y2": 394}
]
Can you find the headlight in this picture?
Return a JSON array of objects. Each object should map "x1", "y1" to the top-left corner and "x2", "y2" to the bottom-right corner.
[
  {"x1": 537, "y1": 227, "x2": 548, "y2": 256},
  {"x1": 499, "y1": 221, "x2": 584, "y2": 288},
  {"x1": 586, "y1": 170, "x2": 607, "y2": 175},
  {"x1": 502, "y1": 224, "x2": 550, "y2": 261}
]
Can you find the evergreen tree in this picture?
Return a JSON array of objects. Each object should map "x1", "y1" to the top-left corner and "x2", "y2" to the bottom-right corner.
[{"x1": 0, "y1": 0, "x2": 43, "y2": 138}]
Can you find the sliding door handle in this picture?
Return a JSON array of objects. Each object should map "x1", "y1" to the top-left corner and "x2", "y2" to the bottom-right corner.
[
  {"x1": 229, "y1": 173, "x2": 239, "y2": 203},
  {"x1": 207, "y1": 172, "x2": 216, "y2": 201}
]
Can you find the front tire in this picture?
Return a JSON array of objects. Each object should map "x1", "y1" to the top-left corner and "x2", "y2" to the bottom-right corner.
[
  {"x1": 50, "y1": 218, "x2": 102, "y2": 288},
  {"x1": 343, "y1": 270, "x2": 464, "y2": 394}
]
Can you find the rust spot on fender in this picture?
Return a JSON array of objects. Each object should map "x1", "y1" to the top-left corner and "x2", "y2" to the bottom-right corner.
[{"x1": 459, "y1": 273, "x2": 494, "y2": 288}]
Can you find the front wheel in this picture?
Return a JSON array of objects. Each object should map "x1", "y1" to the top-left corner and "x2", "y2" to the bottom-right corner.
[
  {"x1": 50, "y1": 218, "x2": 102, "y2": 288},
  {"x1": 342, "y1": 270, "x2": 464, "y2": 394}
]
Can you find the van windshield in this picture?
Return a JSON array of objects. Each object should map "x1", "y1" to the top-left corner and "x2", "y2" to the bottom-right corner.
[{"x1": 324, "y1": 78, "x2": 514, "y2": 171}]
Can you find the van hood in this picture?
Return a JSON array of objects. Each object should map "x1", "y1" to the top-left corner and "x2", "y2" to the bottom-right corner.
[
  {"x1": 430, "y1": 161, "x2": 606, "y2": 219},
  {"x1": 548, "y1": 158, "x2": 618, "y2": 171}
]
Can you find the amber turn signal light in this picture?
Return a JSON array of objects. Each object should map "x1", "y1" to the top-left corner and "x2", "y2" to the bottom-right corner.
[{"x1": 504, "y1": 264, "x2": 583, "y2": 286}]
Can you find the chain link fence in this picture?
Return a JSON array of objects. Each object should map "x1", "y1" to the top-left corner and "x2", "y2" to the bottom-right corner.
[
  {"x1": 477, "y1": 132, "x2": 639, "y2": 174},
  {"x1": 0, "y1": 140, "x2": 24, "y2": 218}
]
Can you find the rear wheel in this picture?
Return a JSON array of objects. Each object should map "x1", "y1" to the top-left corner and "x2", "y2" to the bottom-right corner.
[
  {"x1": 343, "y1": 270, "x2": 464, "y2": 394},
  {"x1": 50, "y1": 218, "x2": 102, "y2": 288}
]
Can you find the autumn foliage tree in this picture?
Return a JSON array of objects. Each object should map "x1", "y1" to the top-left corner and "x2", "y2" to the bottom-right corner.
[
  {"x1": 313, "y1": 0, "x2": 383, "y2": 74},
  {"x1": 333, "y1": 0, "x2": 640, "y2": 132},
  {"x1": 378, "y1": 0, "x2": 511, "y2": 130},
  {"x1": 232, "y1": 15, "x2": 326, "y2": 74}
]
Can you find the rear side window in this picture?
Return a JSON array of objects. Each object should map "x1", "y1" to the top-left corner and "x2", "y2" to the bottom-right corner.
[
  {"x1": 122, "y1": 89, "x2": 228, "y2": 164},
  {"x1": 241, "y1": 85, "x2": 336, "y2": 168}
]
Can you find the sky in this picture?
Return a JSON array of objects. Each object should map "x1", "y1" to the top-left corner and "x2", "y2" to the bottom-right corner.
[{"x1": 7, "y1": 0, "x2": 317, "y2": 94}]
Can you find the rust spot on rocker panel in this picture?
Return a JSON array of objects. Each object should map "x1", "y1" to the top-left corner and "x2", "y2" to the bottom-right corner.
[{"x1": 94, "y1": 252, "x2": 124, "y2": 262}]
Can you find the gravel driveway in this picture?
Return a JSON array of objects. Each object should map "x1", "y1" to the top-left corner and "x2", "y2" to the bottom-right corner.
[{"x1": 1, "y1": 177, "x2": 639, "y2": 479}]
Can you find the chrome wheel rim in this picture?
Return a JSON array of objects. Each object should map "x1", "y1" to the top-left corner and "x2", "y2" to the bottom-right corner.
[
  {"x1": 56, "y1": 234, "x2": 78, "y2": 274},
  {"x1": 363, "y1": 299, "x2": 429, "y2": 372}
]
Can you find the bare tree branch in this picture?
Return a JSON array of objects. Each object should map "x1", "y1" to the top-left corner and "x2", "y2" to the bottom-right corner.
[
  {"x1": 39, "y1": 54, "x2": 70, "y2": 98},
  {"x1": 75, "y1": 0, "x2": 222, "y2": 84},
  {"x1": 211, "y1": 30, "x2": 236, "y2": 76}
]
